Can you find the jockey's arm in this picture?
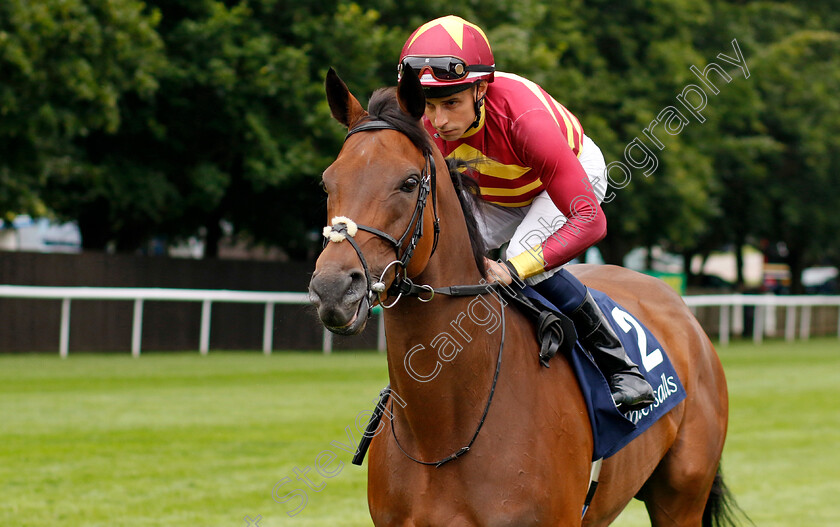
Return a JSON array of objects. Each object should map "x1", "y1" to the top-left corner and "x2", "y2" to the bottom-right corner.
[{"x1": 505, "y1": 110, "x2": 606, "y2": 280}]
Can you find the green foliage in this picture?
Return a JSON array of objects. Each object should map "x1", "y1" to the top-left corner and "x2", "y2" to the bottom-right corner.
[
  {"x1": 0, "y1": 0, "x2": 838, "y2": 268},
  {"x1": 0, "y1": 0, "x2": 164, "y2": 218},
  {"x1": 750, "y1": 30, "x2": 840, "y2": 286},
  {"x1": 37, "y1": 0, "x2": 407, "y2": 254}
]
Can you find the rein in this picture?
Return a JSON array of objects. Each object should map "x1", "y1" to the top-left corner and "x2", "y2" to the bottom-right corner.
[
  {"x1": 390, "y1": 297, "x2": 505, "y2": 467},
  {"x1": 326, "y1": 117, "x2": 507, "y2": 468}
]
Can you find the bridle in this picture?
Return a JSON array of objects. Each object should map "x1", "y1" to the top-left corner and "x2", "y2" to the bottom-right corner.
[
  {"x1": 322, "y1": 116, "x2": 509, "y2": 468},
  {"x1": 322, "y1": 118, "x2": 441, "y2": 312}
]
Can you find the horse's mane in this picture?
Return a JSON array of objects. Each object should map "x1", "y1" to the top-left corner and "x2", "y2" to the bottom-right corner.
[{"x1": 365, "y1": 88, "x2": 487, "y2": 276}]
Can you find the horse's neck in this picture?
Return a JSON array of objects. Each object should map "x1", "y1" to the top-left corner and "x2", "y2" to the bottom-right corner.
[{"x1": 382, "y1": 175, "x2": 502, "y2": 455}]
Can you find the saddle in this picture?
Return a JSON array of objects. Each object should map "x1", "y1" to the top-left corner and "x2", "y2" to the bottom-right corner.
[
  {"x1": 353, "y1": 281, "x2": 686, "y2": 465},
  {"x1": 495, "y1": 284, "x2": 578, "y2": 367}
]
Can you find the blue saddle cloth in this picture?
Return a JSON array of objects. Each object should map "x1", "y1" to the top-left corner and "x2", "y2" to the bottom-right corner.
[{"x1": 521, "y1": 286, "x2": 686, "y2": 460}]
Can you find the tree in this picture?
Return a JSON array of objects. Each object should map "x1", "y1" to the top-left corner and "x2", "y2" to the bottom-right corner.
[
  {"x1": 42, "y1": 0, "x2": 405, "y2": 256},
  {"x1": 6, "y1": 0, "x2": 840, "y2": 276},
  {"x1": 751, "y1": 30, "x2": 840, "y2": 292},
  {"x1": 0, "y1": 0, "x2": 164, "y2": 226},
  {"x1": 544, "y1": 0, "x2": 720, "y2": 266},
  {"x1": 689, "y1": 2, "x2": 840, "y2": 292}
]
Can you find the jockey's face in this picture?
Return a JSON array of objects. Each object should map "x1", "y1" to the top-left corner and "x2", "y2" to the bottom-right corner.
[{"x1": 424, "y1": 82, "x2": 488, "y2": 141}]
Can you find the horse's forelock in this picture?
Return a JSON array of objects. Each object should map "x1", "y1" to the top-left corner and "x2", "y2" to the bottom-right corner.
[
  {"x1": 364, "y1": 88, "x2": 487, "y2": 277},
  {"x1": 366, "y1": 87, "x2": 432, "y2": 156}
]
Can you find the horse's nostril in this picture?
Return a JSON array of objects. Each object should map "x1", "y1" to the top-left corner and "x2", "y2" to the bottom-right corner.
[
  {"x1": 348, "y1": 269, "x2": 367, "y2": 291},
  {"x1": 310, "y1": 270, "x2": 366, "y2": 307},
  {"x1": 308, "y1": 289, "x2": 321, "y2": 307},
  {"x1": 340, "y1": 270, "x2": 368, "y2": 304}
]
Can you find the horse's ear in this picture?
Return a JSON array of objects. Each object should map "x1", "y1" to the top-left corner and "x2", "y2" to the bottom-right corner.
[
  {"x1": 397, "y1": 66, "x2": 426, "y2": 120},
  {"x1": 326, "y1": 67, "x2": 367, "y2": 128}
]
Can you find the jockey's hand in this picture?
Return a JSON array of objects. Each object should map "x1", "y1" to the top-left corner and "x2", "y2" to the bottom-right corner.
[{"x1": 484, "y1": 257, "x2": 515, "y2": 285}]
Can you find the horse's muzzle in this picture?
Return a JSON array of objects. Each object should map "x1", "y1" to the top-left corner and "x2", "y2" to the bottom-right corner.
[{"x1": 308, "y1": 269, "x2": 370, "y2": 335}]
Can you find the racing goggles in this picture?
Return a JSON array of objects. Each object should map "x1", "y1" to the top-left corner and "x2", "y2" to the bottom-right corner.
[{"x1": 399, "y1": 56, "x2": 493, "y2": 82}]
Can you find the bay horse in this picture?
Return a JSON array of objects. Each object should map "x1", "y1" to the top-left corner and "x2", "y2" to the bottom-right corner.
[{"x1": 308, "y1": 67, "x2": 737, "y2": 526}]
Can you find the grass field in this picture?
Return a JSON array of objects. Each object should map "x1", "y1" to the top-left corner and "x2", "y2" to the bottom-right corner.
[{"x1": 1, "y1": 338, "x2": 838, "y2": 526}]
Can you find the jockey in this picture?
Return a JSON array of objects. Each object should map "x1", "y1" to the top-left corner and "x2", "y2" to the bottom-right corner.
[{"x1": 398, "y1": 15, "x2": 654, "y2": 412}]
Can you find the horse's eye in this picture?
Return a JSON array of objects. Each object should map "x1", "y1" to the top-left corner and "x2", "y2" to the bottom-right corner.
[{"x1": 400, "y1": 176, "x2": 419, "y2": 193}]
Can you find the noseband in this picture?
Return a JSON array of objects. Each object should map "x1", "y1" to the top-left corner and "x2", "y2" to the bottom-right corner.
[
  {"x1": 322, "y1": 117, "x2": 522, "y2": 469},
  {"x1": 322, "y1": 119, "x2": 441, "y2": 311}
]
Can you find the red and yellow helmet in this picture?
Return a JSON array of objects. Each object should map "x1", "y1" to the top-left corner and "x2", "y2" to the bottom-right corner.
[{"x1": 398, "y1": 16, "x2": 495, "y2": 89}]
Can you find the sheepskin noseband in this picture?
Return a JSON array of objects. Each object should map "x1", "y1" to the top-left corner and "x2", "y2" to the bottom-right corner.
[{"x1": 322, "y1": 216, "x2": 359, "y2": 243}]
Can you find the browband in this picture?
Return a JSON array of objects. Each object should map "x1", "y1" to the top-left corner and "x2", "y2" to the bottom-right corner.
[{"x1": 346, "y1": 119, "x2": 400, "y2": 138}]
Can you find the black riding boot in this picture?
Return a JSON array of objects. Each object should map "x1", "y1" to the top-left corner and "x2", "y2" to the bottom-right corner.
[{"x1": 570, "y1": 290, "x2": 655, "y2": 413}]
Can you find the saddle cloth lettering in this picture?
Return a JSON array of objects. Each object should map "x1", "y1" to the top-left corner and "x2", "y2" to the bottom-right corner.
[{"x1": 521, "y1": 286, "x2": 686, "y2": 460}]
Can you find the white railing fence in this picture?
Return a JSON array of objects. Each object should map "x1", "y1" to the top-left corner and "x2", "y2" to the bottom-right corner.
[
  {"x1": 683, "y1": 294, "x2": 840, "y2": 346},
  {"x1": 0, "y1": 285, "x2": 311, "y2": 358},
  {"x1": 0, "y1": 286, "x2": 837, "y2": 357}
]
